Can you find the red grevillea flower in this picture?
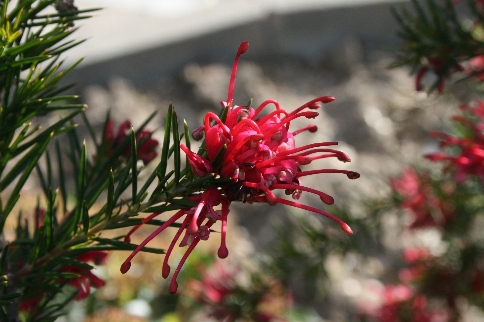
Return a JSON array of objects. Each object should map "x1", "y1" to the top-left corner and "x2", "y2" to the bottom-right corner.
[
  {"x1": 463, "y1": 55, "x2": 484, "y2": 82},
  {"x1": 62, "y1": 250, "x2": 108, "y2": 300},
  {"x1": 390, "y1": 167, "x2": 453, "y2": 229},
  {"x1": 425, "y1": 101, "x2": 484, "y2": 184},
  {"x1": 375, "y1": 285, "x2": 450, "y2": 322},
  {"x1": 20, "y1": 250, "x2": 108, "y2": 310},
  {"x1": 188, "y1": 261, "x2": 237, "y2": 305},
  {"x1": 187, "y1": 261, "x2": 292, "y2": 322},
  {"x1": 399, "y1": 247, "x2": 433, "y2": 283},
  {"x1": 103, "y1": 119, "x2": 159, "y2": 165},
  {"x1": 120, "y1": 41, "x2": 359, "y2": 294},
  {"x1": 415, "y1": 58, "x2": 463, "y2": 93}
]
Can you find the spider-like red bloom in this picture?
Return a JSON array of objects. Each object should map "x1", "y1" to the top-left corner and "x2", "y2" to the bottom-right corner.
[
  {"x1": 121, "y1": 41, "x2": 359, "y2": 293},
  {"x1": 425, "y1": 101, "x2": 484, "y2": 184}
]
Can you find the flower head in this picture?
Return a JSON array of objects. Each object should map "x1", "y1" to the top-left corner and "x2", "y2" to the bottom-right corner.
[
  {"x1": 414, "y1": 58, "x2": 463, "y2": 93},
  {"x1": 463, "y1": 55, "x2": 484, "y2": 82},
  {"x1": 186, "y1": 260, "x2": 293, "y2": 322},
  {"x1": 425, "y1": 101, "x2": 484, "y2": 184},
  {"x1": 20, "y1": 250, "x2": 108, "y2": 311},
  {"x1": 376, "y1": 285, "x2": 449, "y2": 322},
  {"x1": 62, "y1": 250, "x2": 108, "y2": 300},
  {"x1": 121, "y1": 41, "x2": 359, "y2": 293},
  {"x1": 390, "y1": 167, "x2": 454, "y2": 229},
  {"x1": 103, "y1": 119, "x2": 159, "y2": 165}
]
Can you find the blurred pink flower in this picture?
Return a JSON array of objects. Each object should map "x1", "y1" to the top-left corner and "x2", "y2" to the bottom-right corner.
[
  {"x1": 399, "y1": 247, "x2": 432, "y2": 283},
  {"x1": 20, "y1": 250, "x2": 108, "y2": 311},
  {"x1": 62, "y1": 250, "x2": 108, "y2": 300},
  {"x1": 415, "y1": 58, "x2": 463, "y2": 93},
  {"x1": 426, "y1": 101, "x2": 484, "y2": 184},
  {"x1": 360, "y1": 284, "x2": 451, "y2": 322},
  {"x1": 103, "y1": 119, "x2": 159, "y2": 164},
  {"x1": 188, "y1": 261, "x2": 237, "y2": 304},
  {"x1": 463, "y1": 55, "x2": 484, "y2": 82},
  {"x1": 187, "y1": 261, "x2": 292, "y2": 322},
  {"x1": 390, "y1": 167, "x2": 453, "y2": 229}
]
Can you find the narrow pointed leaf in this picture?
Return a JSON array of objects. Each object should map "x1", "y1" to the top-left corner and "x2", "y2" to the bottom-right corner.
[
  {"x1": 106, "y1": 169, "x2": 115, "y2": 222},
  {"x1": 172, "y1": 109, "x2": 181, "y2": 185},
  {"x1": 74, "y1": 141, "x2": 87, "y2": 233},
  {"x1": 183, "y1": 119, "x2": 191, "y2": 149},
  {"x1": 113, "y1": 164, "x2": 132, "y2": 201},
  {"x1": 92, "y1": 237, "x2": 166, "y2": 254},
  {"x1": 105, "y1": 218, "x2": 184, "y2": 230},
  {"x1": 130, "y1": 127, "x2": 138, "y2": 204},
  {"x1": 149, "y1": 170, "x2": 174, "y2": 201},
  {"x1": 80, "y1": 111, "x2": 99, "y2": 150},
  {"x1": 159, "y1": 103, "x2": 173, "y2": 180},
  {"x1": 82, "y1": 200, "x2": 89, "y2": 234},
  {"x1": 0, "y1": 132, "x2": 53, "y2": 232},
  {"x1": 56, "y1": 141, "x2": 67, "y2": 213},
  {"x1": 137, "y1": 166, "x2": 158, "y2": 201}
]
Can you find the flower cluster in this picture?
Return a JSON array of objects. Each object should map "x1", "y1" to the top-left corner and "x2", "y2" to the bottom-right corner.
[
  {"x1": 395, "y1": 0, "x2": 484, "y2": 93},
  {"x1": 62, "y1": 251, "x2": 108, "y2": 300},
  {"x1": 186, "y1": 260, "x2": 292, "y2": 322},
  {"x1": 413, "y1": 51, "x2": 484, "y2": 94},
  {"x1": 359, "y1": 242, "x2": 484, "y2": 321},
  {"x1": 390, "y1": 167, "x2": 455, "y2": 229},
  {"x1": 414, "y1": 58, "x2": 462, "y2": 94},
  {"x1": 356, "y1": 250, "x2": 451, "y2": 321},
  {"x1": 103, "y1": 118, "x2": 159, "y2": 165},
  {"x1": 400, "y1": 247, "x2": 484, "y2": 305},
  {"x1": 359, "y1": 283, "x2": 451, "y2": 322},
  {"x1": 20, "y1": 250, "x2": 108, "y2": 311},
  {"x1": 425, "y1": 101, "x2": 484, "y2": 184},
  {"x1": 373, "y1": 106, "x2": 484, "y2": 320},
  {"x1": 120, "y1": 41, "x2": 359, "y2": 293}
]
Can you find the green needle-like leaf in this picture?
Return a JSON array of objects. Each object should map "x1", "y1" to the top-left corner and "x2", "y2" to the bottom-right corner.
[
  {"x1": 92, "y1": 237, "x2": 166, "y2": 254},
  {"x1": 183, "y1": 119, "x2": 191, "y2": 149},
  {"x1": 172, "y1": 109, "x2": 181, "y2": 186},
  {"x1": 137, "y1": 166, "x2": 159, "y2": 201},
  {"x1": 80, "y1": 111, "x2": 99, "y2": 151},
  {"x1": 149, "y1": 170, "x2": 174, "y2": 201},
  {"x1": 0, "y1": 131, "x2": 53, "y2": 231},
  {"x1": 105, "y1": 218, "x2": 184, "y2": 230},
  {"x1": 130, "y1": 127, "x2": 138, "y2": 204},
  {"x1": 106, "y1": 169, "x2": 115, "y2": 222},
  {"x1": 12, "y1": 109, "x2": 82, "y2": 158},
  {"x1": 145, "y1": 200, "x2": 197, "y2": 213},
  {"x1": 40, "y1": 190, "x2": 57, "y2": 252},
  {"x1": 74, "y1": 141, "x2": 87, "y2": 234},
  {"x1": 159, "y1": 103, "x2": 173, "y2": 180},
  {"x1": 1, "y1": 122, "x2": 30, "y2": 166},
  {"x1": 82, "y1": 201, "x2": 89, "y2": 234},
  {"x1": 113, "y1": 164, "x2": 132, "y2": 202},
  {"x1": 55, "y1": 141, "x2": 67, "y2": 214}
]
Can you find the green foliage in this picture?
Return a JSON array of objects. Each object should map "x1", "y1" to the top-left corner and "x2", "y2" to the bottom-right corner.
[
  {"x1": 0, "y1": 0, "x2": 197, "y2": 320},
  {"x1": 0, "y1": 0, "x2": 93, "y2": 227},
  {"x1": 391, "y1": 0, "x2": 484, "y2": 92}
]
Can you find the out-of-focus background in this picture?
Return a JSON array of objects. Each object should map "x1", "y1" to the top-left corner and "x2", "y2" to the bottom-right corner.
[{"x1": 55, "y1": 0, "x2": 464, "y2": 321}]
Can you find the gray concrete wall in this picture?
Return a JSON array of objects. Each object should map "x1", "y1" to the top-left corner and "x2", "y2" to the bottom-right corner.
[{"x1": 63, "y1": 0, "x2": 407, "y2": 91}]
